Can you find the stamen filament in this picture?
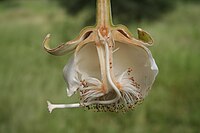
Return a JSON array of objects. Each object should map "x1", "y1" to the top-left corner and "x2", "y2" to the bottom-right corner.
[
  {"x1": 80, "y1": 86, "x2": 99, "y2": 90},
  {"x1": 85, "y1": 94, "x2": 120, "y2": 105},
  {"x1": 112, "y1": 47, "x2": 119, "y2": 53}
]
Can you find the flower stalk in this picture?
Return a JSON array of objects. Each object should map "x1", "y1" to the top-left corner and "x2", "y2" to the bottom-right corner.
[{"x1": 96, "y1": 0, "x2": 113, "y2": 27}]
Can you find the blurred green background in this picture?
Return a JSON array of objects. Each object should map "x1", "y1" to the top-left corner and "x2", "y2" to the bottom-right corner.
[{"x1": 0, "y1": 0, "x2": 200, "y2": 133}]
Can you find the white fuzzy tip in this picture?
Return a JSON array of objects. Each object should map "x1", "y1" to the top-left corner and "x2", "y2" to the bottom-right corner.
[{"x1": 47, "y1": 100, "x2": 54, "y2": 113}]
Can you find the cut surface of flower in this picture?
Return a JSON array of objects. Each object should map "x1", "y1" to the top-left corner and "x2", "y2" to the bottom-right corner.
[{"x1": 43, "y1": 0, "x2": 158, "y2": 113}]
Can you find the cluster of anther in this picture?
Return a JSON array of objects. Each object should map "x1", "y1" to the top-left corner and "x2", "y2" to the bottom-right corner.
[
  {"x1": 127, "y1": 68, "x2": 141, "y2": 89},
  {"x1": 83, "y1": 90, "x2": 123, "y2": 112},
  {"x1": 80, "y1": 80, "x2": 88, "y2": 88},
  {"x1": 79, "y1": 80, "x2": 89, "y2": 102},
  {"x1": 118, "y1": 68, "x2": 144, "y2": 110},
  {"x1": 78, "y1": 76, "x2": 105, "y2": 105},
  {"x1": 85, "y1": 102, "x2": 125, "y2": 112},
  {"x1": 77, "y1": 69, "x2": 144, "y2": 112},
  {"x1": 84, "y1": 94, "x2": 143, "y2": 112}
]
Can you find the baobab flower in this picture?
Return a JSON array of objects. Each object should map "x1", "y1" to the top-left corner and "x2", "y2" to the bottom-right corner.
[{"x1": 43, "y1": 0, "x2": 158, "y2": 113}]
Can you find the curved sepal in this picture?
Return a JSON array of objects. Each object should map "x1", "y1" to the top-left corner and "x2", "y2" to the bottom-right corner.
[
  {"x1": 43, "y1": 29, "x2": 94, "y2": 56},
  {"x1": 43, "y1": 34, "x2": 78, "y2": 56}
]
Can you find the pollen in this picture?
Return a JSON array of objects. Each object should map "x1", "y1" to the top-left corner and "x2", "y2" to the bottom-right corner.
[
  {"x1": 109, "y1": 62, "x2": 113, "y2": 69},
  {"x1": 127, "y1": 67, "x2": 133, "y2": 75},
  {"x1": 80, "y1": 80, "x2": 88, "y2": 87}
]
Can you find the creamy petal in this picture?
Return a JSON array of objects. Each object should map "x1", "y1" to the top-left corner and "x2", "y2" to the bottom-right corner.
[
  {"x1": 75, "y1": 42, "x2": 101, "y2": 80},
  {"x1": 63, "y1": 56, "x2": 80, "y2": 97},
  {"x1": 113, "y1": 41, "x2": 158, "y2": 96}
]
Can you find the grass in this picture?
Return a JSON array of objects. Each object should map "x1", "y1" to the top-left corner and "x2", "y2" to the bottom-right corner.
[{"x1": 0, "y1": 1, "x2": 200, "y2": 133}]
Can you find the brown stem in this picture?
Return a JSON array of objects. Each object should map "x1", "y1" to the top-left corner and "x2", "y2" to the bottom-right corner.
[{"x1": 96, "y1": 0, "x2": 113, "y2": 27}]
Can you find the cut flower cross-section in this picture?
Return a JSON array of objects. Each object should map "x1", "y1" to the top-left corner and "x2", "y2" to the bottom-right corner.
[{"x1": 43, "y1": 0, "x2": 158, "y2": 113}]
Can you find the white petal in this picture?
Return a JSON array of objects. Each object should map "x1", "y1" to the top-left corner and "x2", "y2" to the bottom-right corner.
[
  {"x1": 75, "y1": 43, "x2": 101, "y2": 80},
  {"x1": 113, "y1": 42, "x2": 158, "y2": 96},
  {"x1": 142, "y1": 46, "x2": 159, "y2": 76},
  {"x1": 63, "y1": 56, "x2": 80, "y2": 97},
  {"x1": 140, "y1": 45, "x2": 158, "y2": 95}
]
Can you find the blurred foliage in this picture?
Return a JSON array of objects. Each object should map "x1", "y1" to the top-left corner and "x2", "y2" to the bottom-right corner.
[
  {"x1": 179, "y1": 0, "x2": 200, "y2": 3},
  {"x1": 0, "y1": 0, "x2": 19, "y2": 8},
  {"x1": 55, "y1": 0, "x2": 200, "y2": 25},
  {"x1": 56, "y1": 0, "x2": 175, "y2": 25},
  {"x1": 0, "y1": 1, "x2": 200, "y2": 133}
]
